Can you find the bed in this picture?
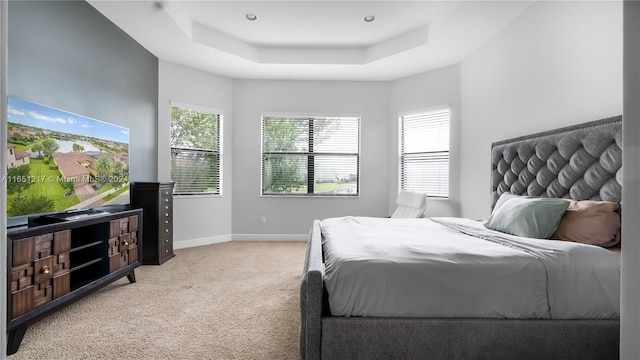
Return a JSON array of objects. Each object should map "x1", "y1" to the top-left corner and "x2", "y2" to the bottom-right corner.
[{"x1": 299, "y1": 116, "x2": 622, "y2": 360}]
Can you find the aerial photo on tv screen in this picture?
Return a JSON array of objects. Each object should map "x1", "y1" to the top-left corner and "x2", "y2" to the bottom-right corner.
[{"x1": 5, "y1": 96, "x2": 130, "y2": 217}]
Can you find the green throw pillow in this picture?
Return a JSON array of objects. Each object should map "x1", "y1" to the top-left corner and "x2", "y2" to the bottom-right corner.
[{"x1": 484, "y1": 197, "x2": 570, "y2": 239}]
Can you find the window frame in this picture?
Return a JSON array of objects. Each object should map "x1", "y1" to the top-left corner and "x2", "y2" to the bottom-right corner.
[
  {"x1": 260, "y1": 114, "x2": 361, "y2": 197},
  {"x1": 169, "y1": 101, "x2": 223, "y2": 197},
  {"x1": 398, "y1": 107, "x2": 450, "y2": 199}
]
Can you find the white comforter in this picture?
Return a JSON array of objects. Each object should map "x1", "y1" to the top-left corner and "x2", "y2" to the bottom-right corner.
[{"x1": 320, "y1": 216, "x2": 620, "y2": 319}]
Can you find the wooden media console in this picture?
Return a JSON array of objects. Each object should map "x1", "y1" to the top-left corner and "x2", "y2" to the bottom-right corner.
[{"x1": 5, "y1": 209, "x2": 142, "y2": 355}]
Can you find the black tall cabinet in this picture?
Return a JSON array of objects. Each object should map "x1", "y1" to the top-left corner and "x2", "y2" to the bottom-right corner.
[{"x1": 131, "y1": 182, "x2": 175, "y2": 265}]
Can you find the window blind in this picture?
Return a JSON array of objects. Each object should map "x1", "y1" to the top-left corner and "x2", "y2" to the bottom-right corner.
[
  {"x1": 400, "y1": 109, "x2": 450, "y2": 198},
  {"x1": 170, "y1": 148, "x2": 220, "y2": 194},
  {"x1": 262, "y1": 116, "x2": 359, "y2": 196},
  {"x1": 170, "y1": 106, "x2": 221, "y2": 195}
]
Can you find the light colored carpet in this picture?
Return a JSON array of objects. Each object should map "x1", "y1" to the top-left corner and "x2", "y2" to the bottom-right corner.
[{"x1": 8, "y1": 241, "x2": 307, "y2": 360}]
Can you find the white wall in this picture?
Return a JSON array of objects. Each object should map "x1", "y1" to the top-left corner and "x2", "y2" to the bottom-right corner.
[
  {"x1": 158, "y1": 60, "x2": 234, "y2": 247},
  {"x1": 155, "y1": 1, "x2": 624, "y2": 243},
  {"x1": 388, "y1": 65, "x2": 461, "y2": 217},
  {"x1": 460, "y1": 1, "x2": 623, "y2": 219},
  {"x1": 231, "y1": 80, "x2": 390, "y2": 237},
  {"x1": 160, "y1": 66, "x2": 463, "y2": 242}
]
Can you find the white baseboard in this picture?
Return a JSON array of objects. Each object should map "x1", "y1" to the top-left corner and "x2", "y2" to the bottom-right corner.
[
  {"x1": 173, "y1": 233, "x2": 307, "y2": 249},
  {"x1": 173, "y1": 234, "x2": 232, "y2": 250},
  {"x1": 232, "y1": 234, "x2": 308, "y2": 242}
]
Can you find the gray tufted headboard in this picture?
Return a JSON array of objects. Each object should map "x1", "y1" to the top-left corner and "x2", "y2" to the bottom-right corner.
[{"x1": 490, "y1": 116, "x2": 622, "y2": 209}]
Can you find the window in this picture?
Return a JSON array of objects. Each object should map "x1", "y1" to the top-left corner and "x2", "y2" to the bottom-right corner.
[
  {"x1": 170, "y1": 105, "x2": 221, "y2": 195},
  {"x1": 400, "y1": 108, "x2": 450, "y2": 198},
  {"x1": 262, "y1": 116, "x2": 360, "y2": 196}
]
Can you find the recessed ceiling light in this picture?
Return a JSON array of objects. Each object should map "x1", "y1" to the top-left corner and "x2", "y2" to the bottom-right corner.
[
  {"x1": 363, "y1": 15, "x2": 375, "y2": 23},
  {"x1": 246, "y1": 13, "x2": 258, "y2": 21}
]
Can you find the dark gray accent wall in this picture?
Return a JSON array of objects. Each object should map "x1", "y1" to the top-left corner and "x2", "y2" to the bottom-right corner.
[
  {"x1": 8, "y1": 0, "x2": 158, "y2": 182},
  {"x1": 621, "y1": 1, "x2": 640, "y2": 357},
  {"x1": 1, "y1": 0, "x2": 8, "y2": 354}
]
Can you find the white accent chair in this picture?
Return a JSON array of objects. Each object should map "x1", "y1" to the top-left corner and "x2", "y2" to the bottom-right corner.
[{"x1": 391, "y1": 190, "x2": 428, "y2": 218}]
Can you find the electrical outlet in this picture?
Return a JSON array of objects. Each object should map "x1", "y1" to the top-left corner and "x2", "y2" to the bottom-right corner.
[{"x1": 261, "y1": 216, "x2": 267, "y2": 224}]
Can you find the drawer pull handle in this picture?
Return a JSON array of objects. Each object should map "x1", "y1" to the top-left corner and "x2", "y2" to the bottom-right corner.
[
  {"x1": 124, "y1": 241, "x2": 129, "y2": 246},
  {"x1": 41, "y1": 265, "x2": 50, "y2": 274},
  {"x1": 165, "y1": 229, "x2": 169, "y2": 233},
  {"x1": 165, "y1": 220, "x2": 169, "y2": 224},
  {"x1": 165, "y1": 239, "x2": 169, "y2": 243}
]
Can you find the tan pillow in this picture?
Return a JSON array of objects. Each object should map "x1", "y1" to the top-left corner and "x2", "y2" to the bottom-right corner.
[{"x1": 552, "y1": 200, "x2": 621, "y2": 247}]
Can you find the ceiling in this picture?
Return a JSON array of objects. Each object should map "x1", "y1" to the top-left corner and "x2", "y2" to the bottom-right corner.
[{"x1": 88, "y1": 1, "x2": 534, "y2": 81}]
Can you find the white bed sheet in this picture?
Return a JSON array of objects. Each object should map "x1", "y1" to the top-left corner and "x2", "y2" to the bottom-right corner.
[{"x1": 320, "y1": 216, "x2": 620, "y2": 319}]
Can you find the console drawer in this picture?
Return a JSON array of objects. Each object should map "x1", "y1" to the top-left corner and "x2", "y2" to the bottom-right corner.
[{"x1": 11, "y1": 286, "x2": 34, "y2": 318}]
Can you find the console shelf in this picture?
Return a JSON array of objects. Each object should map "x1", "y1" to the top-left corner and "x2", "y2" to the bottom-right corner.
[
  {"x1": 70, "y1": 257, "x2": 102, "y2": 272},
  {"x1": 5, "y1": 209, "x2": 142, "y2": 355},
  {"x1": 70, "y1": 240, "x2": 103, "y2": 254}
]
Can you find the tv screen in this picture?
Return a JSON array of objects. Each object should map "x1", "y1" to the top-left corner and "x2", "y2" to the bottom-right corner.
[{"x1": 6, "y1": 96, "x2": 130, "y2": 219}]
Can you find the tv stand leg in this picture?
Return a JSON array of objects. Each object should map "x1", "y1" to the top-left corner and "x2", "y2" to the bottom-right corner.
[
  {"x1": 7, "y1": 325, "x2": 28, "y2": 355},
  {"x1": 127, "y1": 269, "x2": 136, "y2": 283}
]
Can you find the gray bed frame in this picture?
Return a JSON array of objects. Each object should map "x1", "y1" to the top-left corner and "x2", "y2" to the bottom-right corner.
[{"x1": 300, "y1": 116, "x2": 622, "y2": 360}]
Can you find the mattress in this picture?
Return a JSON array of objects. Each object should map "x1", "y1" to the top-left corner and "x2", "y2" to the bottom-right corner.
[{"x1": 320, "y1": 216, "x2": 620, "y2": 319}]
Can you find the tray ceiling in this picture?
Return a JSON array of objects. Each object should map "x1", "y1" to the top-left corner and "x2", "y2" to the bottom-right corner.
[{"x1": 88, "y1": 1, "x2": 533, "y2": 81}]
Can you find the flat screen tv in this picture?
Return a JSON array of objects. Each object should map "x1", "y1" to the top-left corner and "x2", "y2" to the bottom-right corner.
[{"x1": 6, "y1": 96, "x2": 130, "y2": 225}]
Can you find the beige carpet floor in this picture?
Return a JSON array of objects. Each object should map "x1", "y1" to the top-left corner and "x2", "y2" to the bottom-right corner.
[{"x1": 8, "y1": 241, "x2": 307, "y2": 360}]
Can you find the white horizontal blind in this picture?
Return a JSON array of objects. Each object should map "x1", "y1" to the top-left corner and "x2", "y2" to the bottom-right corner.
[
  {"x1": 170, "y1": 106, "x2": 221, "y2": 195},
  {"x1": 400, "y1": 109, "x2": 450, "y2": 198},
  {"x1": 170, "y1": 148, "x2": 220, "y2": 194},
  {"x1": 262, "y1": 116, "x2": 359, "y2": 196}
]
